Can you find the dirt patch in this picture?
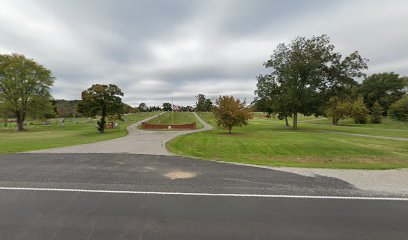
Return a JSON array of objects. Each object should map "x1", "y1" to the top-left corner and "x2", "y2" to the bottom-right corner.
[{"x1": 164, "y1": 171, "x2": 197, "y2": 179}]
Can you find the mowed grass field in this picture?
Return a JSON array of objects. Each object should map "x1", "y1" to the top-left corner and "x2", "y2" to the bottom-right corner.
[
  {"x1": 167, "y1": 113, "x2": 408, "y2": 169},
  {"x1": 145, "y1": 112, "x2": 204, "y2": 129},
  {"x1": 0, "y1": 112, "x2": 158, "y2": 153}
]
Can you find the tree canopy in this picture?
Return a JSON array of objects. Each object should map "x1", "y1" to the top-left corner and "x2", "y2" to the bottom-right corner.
[
  {"x1": 138, "y1": 103, "x2": 147, "y2": 112},
  {"x1": 0, "y1": 53, "x2": 55, "y2": 131},
  {"x1": 162, "y1": 102, "x2": 172, "y2": 111},
  {"x1": 78, "y1": 84, "x2": 124, "y2": 133},
  {"x1": 256, "y1": 35, "x2": 368, "y2": 128},
  {"x1": 195, "y1": 94, "x2": 213, "y2": 112},
  {"x1": 360, "y1": 72, "x2": 407, "y2": 114},
  {"x1": 213, "y1": 95, "x2": 252, "y2": 134},
  {"x1": 389, "y1": 94, "x2": 408, "y2": 122}
]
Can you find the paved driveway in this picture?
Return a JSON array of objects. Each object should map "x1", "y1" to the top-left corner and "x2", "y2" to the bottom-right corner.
[{"x1": 32, "y1": 112, "x2": 212, "y2": 155}]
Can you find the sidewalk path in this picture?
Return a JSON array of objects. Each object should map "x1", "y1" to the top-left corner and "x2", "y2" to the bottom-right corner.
[
  {"x1": 321, "y1": 130, "x2": 408, "y2": 141},
  {"x1": 31, "y1": 112, "x2": 212, "y2": 155}
]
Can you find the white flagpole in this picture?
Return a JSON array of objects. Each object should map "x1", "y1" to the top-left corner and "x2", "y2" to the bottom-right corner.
[{"x1": 172, "y1": 93, "x2": 174, "y2": 124}]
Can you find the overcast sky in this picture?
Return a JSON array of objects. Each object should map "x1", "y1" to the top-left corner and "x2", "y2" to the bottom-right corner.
[{"x1": 1, "y1": 0, "x2": 407, "y2": 106}]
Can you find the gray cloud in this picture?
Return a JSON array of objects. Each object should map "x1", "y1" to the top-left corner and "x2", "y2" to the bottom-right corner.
[{"x1": 1, "y1": 0, "x2": 407, "y2": 106}]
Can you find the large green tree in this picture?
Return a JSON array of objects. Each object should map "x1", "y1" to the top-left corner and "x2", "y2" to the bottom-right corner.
[
  {"x1": 213, "y1": 96, "x2": 252, "y2": 134},
  {"x1": 162, "y1": 102, "x2": 172, "y2": 111},
  {"x1": 78, "y1": 84, "x2": 124, "y2": 133},
  {"x1": 0, "y1": 53, "x2": 55, "y2": 131},
  {"x1": 360, "y1": 72, "x2": 407, "y2": 115},
  {"x1": 257, "y1": 35, "x2": 367, "y2": 129},
  {"x1": 138, "y1": 102, "x2": 147, "y2": 112},
  {"x1": 255, "y1": 74, "x2": 292, "y2": 126}
]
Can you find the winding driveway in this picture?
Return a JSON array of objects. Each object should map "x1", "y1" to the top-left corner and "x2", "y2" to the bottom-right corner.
[{"x1": 32, "y1": 112, "x2": 212, "y2": 155}]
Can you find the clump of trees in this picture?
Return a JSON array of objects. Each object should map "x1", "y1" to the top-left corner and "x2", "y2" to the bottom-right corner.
[
  {"x1": 78, "y1": 84, "x2": 124, "y2": 133},
  {"x1": 195, "y1": 94, "x2": 213, "y2": 112},
  {"x1": 256, "y1": 35, "x2": 368, "y2": 129},
  {"x1": 213, "y1": 96, "x2": 252, "y2": 134},
  {"x1": 255, "y1": 35, "x2": 408, "y2": 127},
  {"x1": 389, "y1": 95, "x2": 408, "y2": 122},
  {"x1": 360, "y1": 73, "x2": 406, "y2": 115},
  {"x1": 325, "y1": 97, "x2": 370, "y2": 124},
  {"x1": 0, "y1": 53, "x2": 55, "y2": 131}
]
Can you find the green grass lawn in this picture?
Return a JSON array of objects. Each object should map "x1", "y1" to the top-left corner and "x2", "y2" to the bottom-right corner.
[
  {"x1": 167, "y1": 113, "x2": 408, "y2": 169},
  {"x1": 0, "y1": 112, "x2": 158, "y2": 153},
  {"x1": 196, "y1": 112, "x2": 217, "y2": 127},
  {"x1": 145, "y1": 112, "x2": 204, "y2": 129}
]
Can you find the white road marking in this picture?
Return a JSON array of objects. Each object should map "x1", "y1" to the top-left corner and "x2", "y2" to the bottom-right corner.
[{"x1": 0, "y1": 187, "x2": 407, "y2": 201}]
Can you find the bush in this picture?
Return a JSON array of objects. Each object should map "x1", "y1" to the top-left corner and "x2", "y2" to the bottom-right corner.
[
  {"x1": 389, "y1": 95, "x2": 408, "y2": 122},
  {"x1": 370, "y1": 101, "x2": 383, "y2": 124},
  {"x1": 350, "y1": 97, "x2": 369, "y2": 124}
]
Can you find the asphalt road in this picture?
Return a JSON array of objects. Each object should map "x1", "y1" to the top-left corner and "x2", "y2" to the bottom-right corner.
[{"x1": 0, "y1": 153, "x2": 407, "y2": 239}]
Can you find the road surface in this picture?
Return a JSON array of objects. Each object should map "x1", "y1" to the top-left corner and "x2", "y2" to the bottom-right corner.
[{"x1": 0, "y1": 153, "x2": 406, "y2": 240}]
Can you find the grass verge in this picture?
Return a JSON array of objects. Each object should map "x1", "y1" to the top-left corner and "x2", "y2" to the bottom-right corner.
[
  {"x1": 167, "y1": 113, "x2": 408, "y2": 169},
  {"x1": 0, "y1": 112, "x2": 158, "y2": 153}
]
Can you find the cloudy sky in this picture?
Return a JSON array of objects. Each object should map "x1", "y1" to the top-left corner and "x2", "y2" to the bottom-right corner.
[{"x1": 1, "y1": 0, "x2": 407, "y2": 106}]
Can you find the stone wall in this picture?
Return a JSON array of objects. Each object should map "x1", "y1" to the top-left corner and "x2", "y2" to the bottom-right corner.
[{"x1": 141, "y1": 122, "x2": 196, "y2": 130}]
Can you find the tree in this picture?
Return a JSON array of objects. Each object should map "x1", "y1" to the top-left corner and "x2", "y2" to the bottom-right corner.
[
  {"x1": 78, "y1": 84, "x2": 124, "y2": 133},
  {"x1": 370, "y1": 101, "x2": 383, "y2": 124},
  {"x1": 252, "y1": 96, "x2": 274, "y2": 118},
  {"x1": 325, "y1": 96, "x2": 352, "y2": 125},
  {"x1": 213, "y1": 96, "x2": 252, "y2": 134},
  {"x1": 162, "y1": 102, "x2": 172, "y2": 111},
  {"x1": 195, "y1": 94, "x2": 213, "y2": 112},
  {"x1": 389, "y1": 95, "x2": 408, "y2": 122},
  {"x1": 259, "y1": 35, "x2": 367, "y2": 129},
  {"x1": 138, "y1": 103, "x2": 147, "y2": 112},
  {"x1": 0, "y1": 53, "x2": 55, "y2": 131},
  {"x1": 350, "y1": 97, "x2": 369, "y2": 124},
  {"x1": 255, "y1": 74, "x2": 292, "y2": 126},
  {"x1": 361, "y1": 72, "x2": 406, "y2": 115}
]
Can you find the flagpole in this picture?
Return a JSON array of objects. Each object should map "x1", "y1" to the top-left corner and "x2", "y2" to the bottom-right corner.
[{"x1": 171, "y1": 93, "x2": 174, "y2": 124}]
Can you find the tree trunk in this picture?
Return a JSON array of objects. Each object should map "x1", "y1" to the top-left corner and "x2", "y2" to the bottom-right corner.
[
  {"x1": 99, "y1": 108, "x2": 106, "y2": 133},
  {"x1": 332, "y1": 118, "x2": 338, "y2": 125},
  {"x1": 228, "y1": 126, "x2": 232, "y2": 134},
  {"x1": 16, "y1": 111, "x2": 24, "y2": 131},
  {"x1": 293, "y1": 112, "x2": 298, "y2": 129},
  {"x1": 284, "y1": 115, "x2": 289, "y2": 127}
]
